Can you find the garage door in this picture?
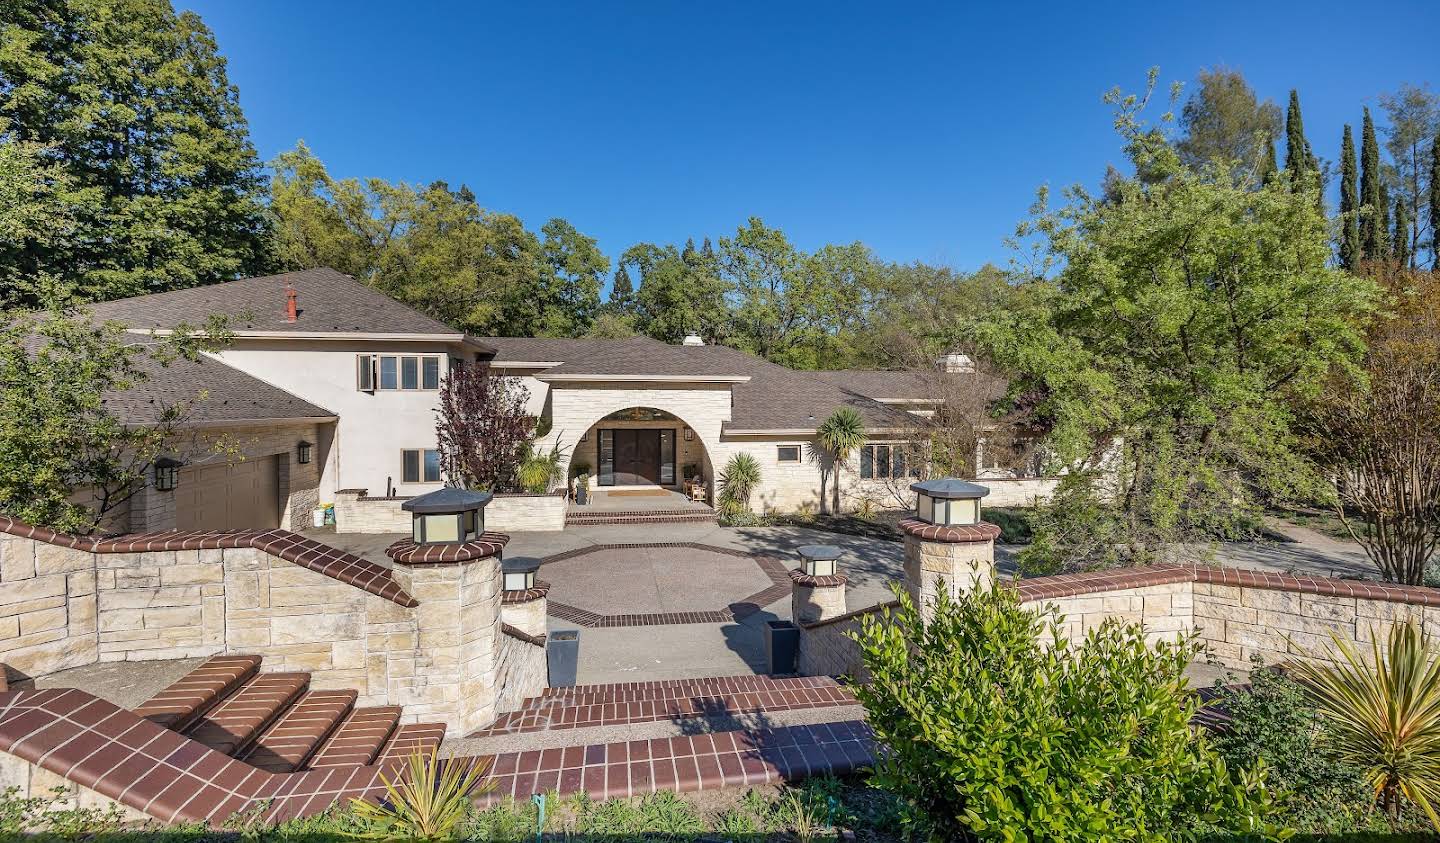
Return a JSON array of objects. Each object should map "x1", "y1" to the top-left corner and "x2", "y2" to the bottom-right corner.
[{"x1": 175, "y1": 455, "x2": 280, "y2": 531}]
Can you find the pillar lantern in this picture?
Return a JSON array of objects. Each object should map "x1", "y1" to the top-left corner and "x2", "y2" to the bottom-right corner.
[
  {"x1": 910, "y1": 478, "x2": 989, "y2": 527},
  {"x1": 401, "y1": 487, "x2": 492, "y2": 544},
  {"x1": 796, "y1": 544, "x2": 842, "y2": 578},
  {"x1": 502, "y1": 557, "x2": 540, "y2": 593}
]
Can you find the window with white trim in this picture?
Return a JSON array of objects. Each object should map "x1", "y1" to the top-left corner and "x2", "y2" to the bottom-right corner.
[
  {"x1": 402, "y1": 449, "x2": 443, "y2": 483},
  {"x1": 356, "y1": 355, "x2": 445, "y2": 392}
]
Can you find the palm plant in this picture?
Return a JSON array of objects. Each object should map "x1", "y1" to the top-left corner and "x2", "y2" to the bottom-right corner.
[
  {"x1": 816, "y1": 407, "x2": 865, "y2": 515},
  {"x1": 351, "y1": 749, "x2": 492, "y2": 840},
  {"x1": 718, "y1": 453, "x2": 762, "y2": 516},
  {"x1": 516, "y1": 439, "x2": 568, "y2": 493},
  {"x1": 1289, "y1": 618, "x2": 1440, "y2": 830}
]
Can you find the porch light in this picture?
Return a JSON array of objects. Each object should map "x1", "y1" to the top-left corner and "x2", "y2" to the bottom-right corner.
[
  {"x1": 297, "y1": 440, "x2": 313, "y2": 464},
  {"x1": 796, "y1": 544, "x2": 842, "y2": 578},
  {"x1": 402, "y1": 487, "x2": 492, "y2": 545},
  {"x1": 683, "y1": 427, "x2": 694, "y2": 441},
  {"x1": 502, "y1": 557, "x2": 541, "y2": 593},
  {"x1": 153, "y1": 458, "x2": 181, "y2": 492},
  {"x1": 911, "y1": 478, "x2": 989, "y2": 527}
]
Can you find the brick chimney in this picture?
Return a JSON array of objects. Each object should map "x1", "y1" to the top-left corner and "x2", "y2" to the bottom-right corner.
[{"x1": 285, "y1": 284, "x2": 298, "y2": 322}]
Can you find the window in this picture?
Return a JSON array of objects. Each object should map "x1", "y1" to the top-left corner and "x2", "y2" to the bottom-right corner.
[
  {"x1": 402, "y1": 449, "x2": 443, "y2": 483},
  {"x1": 358, "y1": 355, "x2": 445, "y2": 392},
  {"x1": 777, "y1": 445, "x2": 801, "y2": 463},
  {"x1": 859, "y1": 443, "x2": 917, "y2": 480}
]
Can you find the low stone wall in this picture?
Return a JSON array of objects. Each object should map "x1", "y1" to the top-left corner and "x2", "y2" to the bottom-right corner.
[
  {"x1": 495, "y1": 625, "x2": 547, "y2": 713},
  {"x1": 798, "y1": 601, "x2": 896, "y2": 679},
  {"x1": 334, "y1": 490, "x2": 567, "y2": 533},
  {"x1": 977, "y1": 477, "x2": 1060, "y2": 508}
]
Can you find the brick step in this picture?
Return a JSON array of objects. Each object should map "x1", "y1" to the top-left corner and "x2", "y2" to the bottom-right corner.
[
  {"x1": 238, "y1": 689, "x2": 356, "y2": 772},
  {"x1": 564, "y1": 510, "x2": 717, "y2": 526},
  {"x1": 376, "y1": 722, "x2": 448, "y2": 765},
  {"x1": 132, "y1": 654, "x2": 261, "y2": 731},
  {"x1": 183, "y1": 672, "x2": 310, "y2": 757},
  {"x1": 539, "y1": 674, "x2": 840, "y2": 704},
  {"x1": 478, "y1": 676, "x2": 855, "y2": 737},
  {"x1": 307, "y1": 706, "x2": 404, "y2": 769}
]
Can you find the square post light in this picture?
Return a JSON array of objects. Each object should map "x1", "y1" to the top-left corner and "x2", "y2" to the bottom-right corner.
[
  {"x1": 402, "y1": 487, "x2": 492, "y2": 545},
  {"x1": 153, "y1": 458, "x2": 181, "y2": 492},
  {"x1": 796, "y1": 544, "x2": 842, "y2": 577},
  {"x1": 910, "y1": 478, "x2": 990, "y2": 527},
  {"x1": 297, "y1": 440, "x2": 313, "y2": 464},
  {"x1": 502, "y1": 557, "x2": 541, "y2": 593}
]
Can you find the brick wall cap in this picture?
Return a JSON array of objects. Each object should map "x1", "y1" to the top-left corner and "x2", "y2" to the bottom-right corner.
[
  {"x1": 789, "y1": 568, "x2": 849, "y2": 588},
  {"x1": 385, "y1": 533, "x2": 509, "y2": 564},
  {"x1": 897, "y1": 518, "x2": 1002, "y2": 543},
  {"x1": 501, "y1": 580, "x2": 551, "y2": 603}
]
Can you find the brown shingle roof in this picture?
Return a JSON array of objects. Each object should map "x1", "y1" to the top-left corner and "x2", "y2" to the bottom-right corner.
[
  {"x1": 88, "y1": 268, "x2": 484, "y2": 343},
  {"x1": 108, "y1": 353, "x2": 335, "y2": 426}
]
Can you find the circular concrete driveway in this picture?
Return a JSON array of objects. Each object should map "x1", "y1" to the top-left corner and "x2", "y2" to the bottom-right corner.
[{"x1": 539, "y1": 544, "x2": 792, "y2": 626}]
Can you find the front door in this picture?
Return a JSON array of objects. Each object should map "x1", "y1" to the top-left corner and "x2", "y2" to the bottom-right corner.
[{"x1": 599, "y1": 429, "x2": 677, "y2": 486}]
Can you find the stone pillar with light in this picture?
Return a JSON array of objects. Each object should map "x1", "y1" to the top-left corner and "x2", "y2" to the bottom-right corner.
[
  {"x1": 901, "y1": 479, "x2": 1001, "y2": 620},
  {"x1": 790, "y1": 544, "x2": 848, "y2": 626},
  {"x1": 499, "y1": 557, "x2": 548, "y2": 639},
  {"x1": 384, "y1": 488, "x2": 508, "y2": 734}
]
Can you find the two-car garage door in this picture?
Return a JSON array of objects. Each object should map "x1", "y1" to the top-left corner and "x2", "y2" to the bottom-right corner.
[{"x1": 175, "y1": 456, "x2": 281, "y2": 531}]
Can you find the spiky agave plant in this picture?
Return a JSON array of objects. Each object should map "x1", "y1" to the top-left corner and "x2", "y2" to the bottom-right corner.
[
  {"x1": 718, "y1": 452, "x2": 762, "y2": 514},
  {"x1": 351, "y1": 749, "x2": 491, "y2": 840},
  {"x1": 1289, "y1": 618, "x2": 1440, "y2": 830}
]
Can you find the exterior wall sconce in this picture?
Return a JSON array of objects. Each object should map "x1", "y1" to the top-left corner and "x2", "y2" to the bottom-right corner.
[
  {"x1": 911, "y1": 478, "x2": 989, "y2": 527},
  {"x1": 796, "y1": 544, "x2": 842, "y2": 577},
  {"x1": 154, "y1": 458, "x2": 181, "y2": 492},
  {"x1": 683, "y1": 427, "x2": 694, "y2": 441},
  {"x1": 502, "y1": 557, "x2": 541, "y2": 592},
  {"x1": 297, "y1": 440, "x2": 313, "y2": 464},
  {"x1": 402, "y1": 487, "x2": 492, "y2": 544}
]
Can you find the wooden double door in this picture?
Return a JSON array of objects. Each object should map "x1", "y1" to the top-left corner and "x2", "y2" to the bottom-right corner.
[{"x1": 598, "y1": 428, "x2": 676, "y2": 486}]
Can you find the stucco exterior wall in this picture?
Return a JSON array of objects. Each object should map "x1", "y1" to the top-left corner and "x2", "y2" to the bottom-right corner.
[{"x1": 213, "y1": 339, "x2": 467, "y2": 498}]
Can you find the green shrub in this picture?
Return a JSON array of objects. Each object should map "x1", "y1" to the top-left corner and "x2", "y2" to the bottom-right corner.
[
  {"x1": 350, "y1": 750, "x2": 490, "y2": 840},
  {"x1": 984, "y1": 506, "x2": 1035, "y2": 544},
  {"x1": 849, "y1": 579, "x2": 1289, "y2": 841},
  {"x1": 517, "y1": 441, "x2": 567, "y2": 493},
  {"x1": 1211, "y1": 660, "x2": 1378, "y2": 833}
]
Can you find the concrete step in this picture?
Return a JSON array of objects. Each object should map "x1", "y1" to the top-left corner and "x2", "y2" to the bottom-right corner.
[
  {"x1": 564, "y1": 510, "x2": 717, "y2": 526},
  {"x1": 307, "y1": 706, "x2": 403, "y2": 769},
  {"x1": 182, "y1": 672, "x2": 310, "y2": 757},
  {"x1": 131, "y1": 654, "x2": 261, "y2": 731},
  {"x1": 238, "y1": 689, "x2": 356, "y2": 772},
  {"x1": 539, "y1": 674, "x2": 841, "y2": 704}
]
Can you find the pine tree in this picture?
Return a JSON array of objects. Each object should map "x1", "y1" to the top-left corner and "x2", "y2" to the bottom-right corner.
[
  {"x1": 608, "y1": 264, "x2": 634, "y2": 312},
  {"x1": 1360, "y1": 108, "x2": 1386, "y2": 261},
  {"x1": 1284, "y1": 90, "x2": 1317, "y2": 191},
  {"x1": 1431, "y1": 131, "x2": 1440, "y2": 269},
  {"x1": 1338, "y1": 125, "x2": 1361, "y2": 269},
  {"x1": 681, "y1": 237, "x2": 698, "y2": 264},
  {"x1": 1394, "y1": 198, "x2": 1412, "y2": 268},
  {"x1": 1258, "y1": 132, "x2": 1279, "y2": 185}
]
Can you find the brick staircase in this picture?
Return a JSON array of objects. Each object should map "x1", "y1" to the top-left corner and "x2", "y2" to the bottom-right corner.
[
  {"x1": 131, "y1": 654, "x2": 445, "y2": 775},
  {"x1": 564, "y1": 508, "x2": 717, "y2": 527}
]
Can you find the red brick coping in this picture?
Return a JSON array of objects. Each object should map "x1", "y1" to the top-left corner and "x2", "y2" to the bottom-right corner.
[
  {"x1": 501, "y1": 624, "x2": 547, "y2": 647},
  {"x1": 0, "y1": 516, "x2": 416, "y2": 608},
  {"x1": 788, "y1": 568, "x2": 849, "y2": 588},
  {"x1": 501, "y1": 580, "x2": 551, "y2": 604},
  {"x1": 383, "y1": 533, "x2": 510, "y2": 564},
  {"x1": 896, "y1": 518, "x2": 1002, "y2": 543}
]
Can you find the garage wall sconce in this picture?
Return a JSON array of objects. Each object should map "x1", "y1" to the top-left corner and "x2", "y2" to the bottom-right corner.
[
  {"x1": 297, "y1": 440, "x2": 313, "y2": 464},
  {"x1": 154, "y1": 458, "x2": 181, "y2": 492}
]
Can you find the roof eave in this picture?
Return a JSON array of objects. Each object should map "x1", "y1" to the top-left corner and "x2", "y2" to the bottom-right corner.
[
  {"x1": 537, "y1": 373, "x2": 751, "y2": 384},
  {"x1": 122, "y1": 415, "x2": 340, "y2": 430},
  {"x1": 130, "y1": 328, "x2": 477, "y2": 345}
]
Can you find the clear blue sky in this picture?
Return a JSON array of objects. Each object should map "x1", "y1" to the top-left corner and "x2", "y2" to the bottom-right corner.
[{"x1": 188, "y1": 0, "x2": 1438, "y2": 273}]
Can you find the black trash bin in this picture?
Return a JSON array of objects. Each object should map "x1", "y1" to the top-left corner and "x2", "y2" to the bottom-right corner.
[
  {"x1": 548, "y1": 629, "x2": 580, "y2": 688},
  {"x1": 764, "y1": 620, "x2": 800, "y2": 675}
]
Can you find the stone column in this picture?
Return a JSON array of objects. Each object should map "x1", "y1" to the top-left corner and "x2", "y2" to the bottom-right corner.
[
  {"x1": 899, "y1": 518, "x2": 1001, "y2": 620},
  {"x1": 790, "y1": 570, "x2": 848, "y2": 626},
  {"x1": 385, "y1": 534, "x2": 508, "y2": 735}
]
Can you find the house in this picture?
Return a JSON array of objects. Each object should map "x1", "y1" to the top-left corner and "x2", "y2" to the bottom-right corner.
[{"x1": 86, "y1": 268, "x2": 1053, "y2": 533}]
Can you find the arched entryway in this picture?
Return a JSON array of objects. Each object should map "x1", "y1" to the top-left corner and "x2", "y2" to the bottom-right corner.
[{"x1": 571, "y1": 407, "x2": 714, "y2": 498}]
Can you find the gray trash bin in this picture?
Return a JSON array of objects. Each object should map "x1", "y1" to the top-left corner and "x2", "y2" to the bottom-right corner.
[
  {"x1": 764, "y1": 620, "x2": 800, "y2": 675},
  {"x1": 548, "y1": 630, "x2": 580, "y2": 687}
]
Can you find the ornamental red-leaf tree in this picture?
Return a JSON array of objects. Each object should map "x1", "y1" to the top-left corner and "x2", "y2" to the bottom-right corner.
[{"x1": 435, "y1": 364, "x2": 533, "y2": 492}]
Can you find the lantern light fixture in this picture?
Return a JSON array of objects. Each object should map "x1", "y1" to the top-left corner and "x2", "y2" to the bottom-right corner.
[
  {"x1": 402, "y1": 487, "x2": 492, "y2": 545},
  {"x1": 297, "y1": 440, "x2": 313, "y2": 465},
  {"x1": 153, "y1": 458, "x2": 181, "y2": 492},
  {"x1": 910, "y1": 478, "x2": 989, "y2": 527},
  {"x1": 796, "y1": 544, "x2": 843, "y2": 578},
  {"x1": 501, "y1": 557, "x2": 541, "y2": 593}
]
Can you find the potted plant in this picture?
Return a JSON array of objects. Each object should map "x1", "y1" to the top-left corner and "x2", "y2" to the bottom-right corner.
[{"x1": 574, "y1": 473, "x2": 590, "y2": 505}]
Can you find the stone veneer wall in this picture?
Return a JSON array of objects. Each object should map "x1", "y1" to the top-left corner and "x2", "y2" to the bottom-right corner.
[
  {"x1": 495, "y1": 625, "x2": 547, "y2": 714},
  {"x1": 334, "y1": 490, "x2": 567, "y2": 533}
]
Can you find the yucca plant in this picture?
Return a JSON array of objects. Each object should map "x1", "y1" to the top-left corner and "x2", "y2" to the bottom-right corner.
[
  {"x1": 718, "y1": 453, "x2": 762, "y2": 512},
  {"x1": 351, "y1": 750, "x2": 491, "y2": 840},
  {"x1": 816, "y1": 407, "x2": 865, "y2": 514},
  {"x1": 1289, "y1": 618, "x2": 1440, "y2": 830}
]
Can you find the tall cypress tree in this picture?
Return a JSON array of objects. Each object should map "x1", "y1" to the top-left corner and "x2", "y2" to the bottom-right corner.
[
  {"x1": 1284, "y1": 90, "x2": 1317, "y2": 190},
  {"x1": 1258, "y1": 132, "x2": 1279, "y2": 185},
  {"x1": 1360, "y1": 108, "x2": 1386, "y2": 261},
  {"x1": 1338, "y1": 125, "x2": 1361, "y2": 270},
  {"x1": 608, "y1": 264, "x2": 634, "y2": 313},
  {"x1": 1394, "y1": 199, "x2": 1412, "y2": 268},
  {"x1": 1430, "y1": 131, "x2": 1440, "y2": 269}
]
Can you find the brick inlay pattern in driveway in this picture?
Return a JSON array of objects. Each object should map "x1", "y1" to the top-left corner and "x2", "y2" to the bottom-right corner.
[
  {"x1": 541, "y1": 543, "x2": 793, "y2": 628},
  {"x1": 474, "y1": 675, "x2": 856, "y2": 737}
]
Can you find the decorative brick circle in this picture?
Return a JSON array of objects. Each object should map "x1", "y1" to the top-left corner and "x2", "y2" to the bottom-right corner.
[
  {"x1": 539, "y1": 543, "x2": 793, "y2": 628},
  {"x1": 896, "y1": 518, "x2": 1001, "y2": 543},
  {"x1": 384, "y1": 533, "x2": 510, "y2": 564}
]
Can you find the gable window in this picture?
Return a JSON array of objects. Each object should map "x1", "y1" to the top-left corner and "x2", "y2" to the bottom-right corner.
[
  {"x1": 402, "y1": 449, "x2": 443, "y2": 483},
  {"x1": 859, "y1": 443, "x2": 917, "y2": 480},
  {"x1": 357, "y1": 355, "x2": 445, "y2": 392},
  {"x1": 777, "y1": 445, "x2": 801, "y2": 463}
]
